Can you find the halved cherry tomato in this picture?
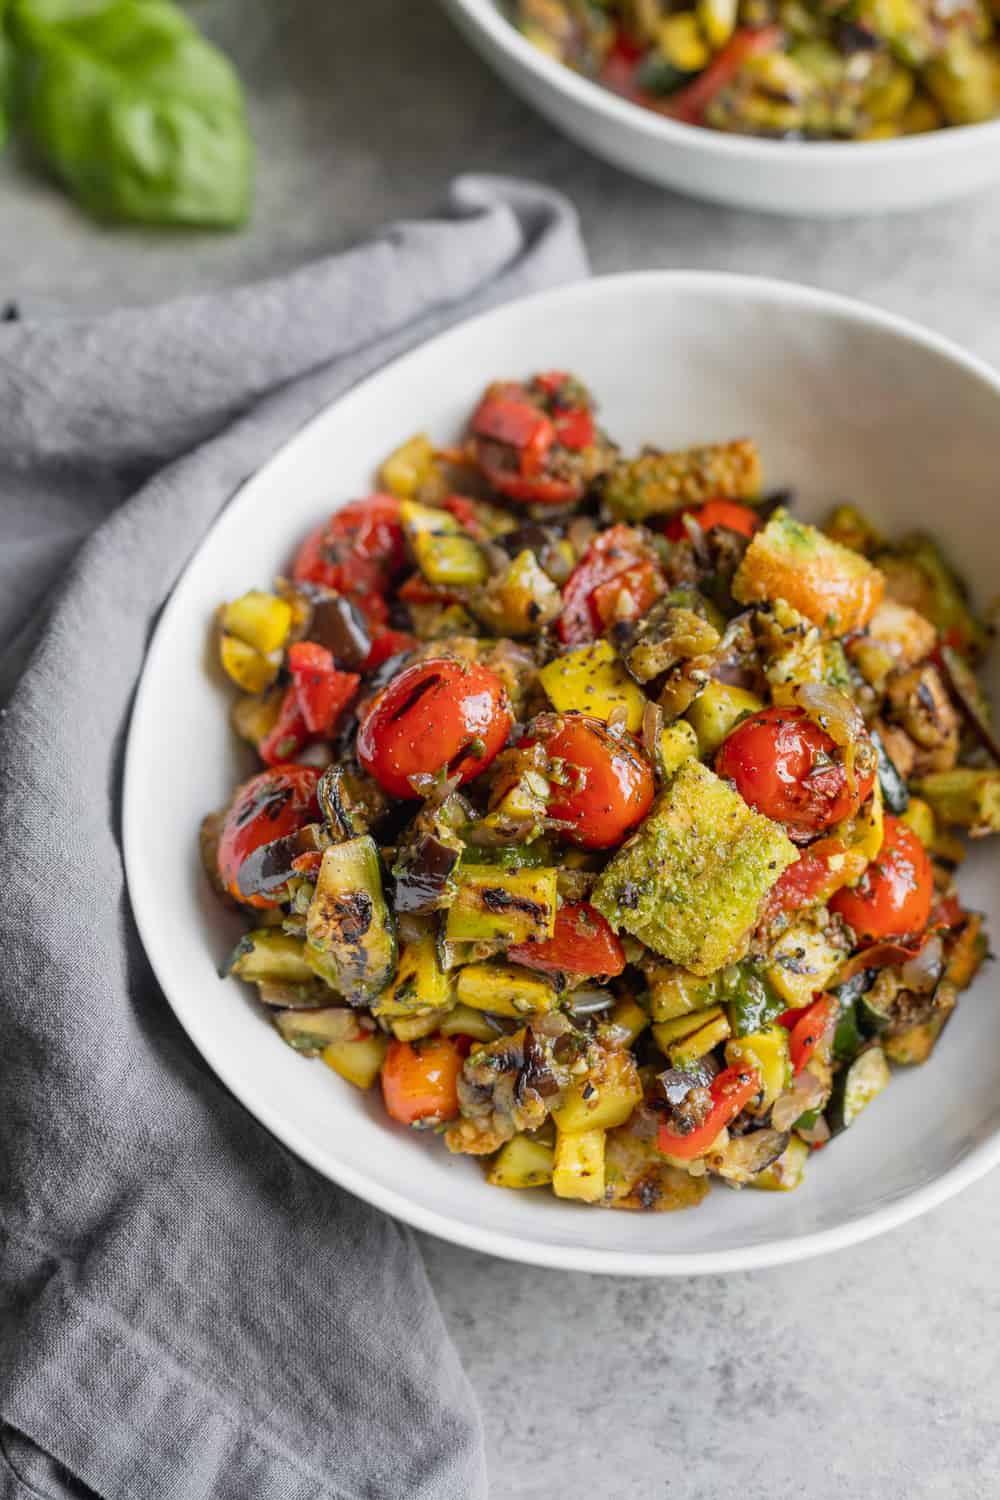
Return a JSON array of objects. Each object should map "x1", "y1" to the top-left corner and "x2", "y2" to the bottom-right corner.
[
  {"x1": 657, "y1": 1064, "x2": 761, "y2": 1161},
  {"x1": 292, "y1": 495, "x2": 405, "y2": 628},
  {"x1": 363, "y1": 628, "x2": 418, "y2": 672},
  {"x1": 357, "y1": 657, "x2": 511, "y2": 800},
  {"x1": 716, "y1": 705, "x2": 874, "y2": 840},
  {"x1": 534, "y1": 713, "x2": 655, "y2": 850},
  {"x1": 778, "y1": 995, "x2": 838, "y2": 1075},
  {"x1": 507, "y1": 902, "x2": 626, "y2": 980},
  {"x1": 258, "y1": 685, "x2": 310, "y2": 766},
  {"x1": 217, "y1": 765, "x2": 320, "y2": 908},
  {"x1": 664, "y1": 500, "x2": 761, "y2": 542},
  {"x1": 829, "y1": 815, "x2": 933, "y2": 943},
  {"x1": 287, "y1": 640, "x2": 360, "y2": 737},
  {"x1": 590, "y1": 557, "x2": 665, "y2": 630},
  {"x1": 559, "y1": 524, "x2": 657, "y2": 644},
  {"x1": 381, "y1": 1036, "x2": 463, "y2": 1126}
]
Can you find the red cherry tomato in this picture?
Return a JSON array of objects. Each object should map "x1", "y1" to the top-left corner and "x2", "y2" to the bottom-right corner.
[
  {"x1": 657, "y1": 1064, "x2": 761, "y2": 1161},
  {"x1": 559, "y1": 524, "x2": 657, "y2": 644},
  {"x1": 589, "y1": 557, "x2": 665, "y2": 631},
  {"x1": 778, "y1": 995, "x2": 838, "y2": 1075},
  {"x1": 381, "y1": 1037, "x2": 463, "y2": 1127},
  {"x1": 664, "y1": 500, "x2": 761, "y2": 542},
  {"x1": 829, "y1": 816, "x2": 933, "y2": 943},
  {"x1": 535, "y1": 713, "x2": 655, "y2": 850},
  {"x1": 715, "y1": 705, "x2": 874, "y2": 840},
  {"x1": 507, "y1": 902, "x2": 626, "y2": 980},
  {"x1": 292, "y1": 495, "x2": 405, "y2": 627},
  {"x1": 357, "y1": 658, "x2": 511, "y2": 800},
  {"x1": 217, "y1": 765, "x2": 320, "y2": 908}
]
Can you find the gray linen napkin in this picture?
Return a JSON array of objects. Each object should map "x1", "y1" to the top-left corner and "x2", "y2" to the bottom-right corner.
[{"x1": 0, "y1": 175, "x2": 587, "y2": 1500}]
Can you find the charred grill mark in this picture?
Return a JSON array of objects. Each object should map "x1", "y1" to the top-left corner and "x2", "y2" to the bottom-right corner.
[
  {"x1": 480, "y1": 888, "x2": 547, "y2": 920},
  {"x1": 389, "y1": 673, "x2": 440, "y2": 722},
  {"x1": 313, "y1": 891, "x2": 373, "y2": 942}
]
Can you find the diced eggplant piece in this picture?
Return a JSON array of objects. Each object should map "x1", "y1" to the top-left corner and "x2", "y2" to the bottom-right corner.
[
  {"x1": 317, "y1": 763, "x2": 389, "y2": 839},
  {"x1": 885, "y1": 663, "x2": 960, "y2": 775},
  {"x1": 751, "y1": 1135, "x2": 809, "y2": 1191},
  {"x1": 613, "y1": 600, "x2": 720, "y2": 686},
  {"x1": 393, "y1": 834, "x2": 461, "y2": 914},
  {"x1": 307, "y1": 595, "x2": 371, "y2": 670},
  {"x1": 707, "y1": 1128, "x2": 791, "y2": 1187},
  {"x1": 305, "y1": 836, "x2": 397, "y2": 1002},
  {"x1": 234, "y1": 823, "x2": 326, "y2": 902}
]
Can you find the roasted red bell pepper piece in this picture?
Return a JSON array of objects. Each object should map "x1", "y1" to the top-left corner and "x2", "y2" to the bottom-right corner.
[
  {"x1": 507, "y1": 903, "x2": 625, "y2": 980},
  {"x1": 657, "y1": 1064, "x2": 761, "y2": 1160},
  {"x1": 660, "y1": 27, "x2": 784, "y2": 125},
  {"x1": 471, "y1": 395, "x2": 554, "y2": 455},
  {"x1": 778, "y1": 995, "x2": 838, "y2": 1075},
  {"x1": 258, "y1": 685, "x2": 311, "y2": 766},
  {"x1": 553, "y1": 407, "x2": 595, "y2": 451},
  {"x1": 664, "y1": 499, "x2": 761, "y2": 542},
  {"x1": 287, "y1": 640, "x2": 360, "y2": 737},
  {"x1": 363, "y1": 628, "x2": 419, "y2": 671},
  {"x1": 762, "y1": 837, "x2": 846, "y2": 923}
]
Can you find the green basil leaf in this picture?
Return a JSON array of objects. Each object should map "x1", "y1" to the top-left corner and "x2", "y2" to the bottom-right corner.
[
  {"x1": 11, "y1": 0, "x2": 252, "y2": 226},
  {"x1": 0, "y1": 2, "x2": 14, "y2": 150}
]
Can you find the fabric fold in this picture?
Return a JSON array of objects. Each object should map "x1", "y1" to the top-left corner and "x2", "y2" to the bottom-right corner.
[{"x1": 0, "y1": 175, "x2": 588, "y2": 1500}]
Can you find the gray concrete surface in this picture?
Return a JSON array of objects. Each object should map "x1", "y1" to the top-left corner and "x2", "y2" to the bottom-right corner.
[{"x1": 5, "y1": 2, "x2": 998, "y2": 1495}]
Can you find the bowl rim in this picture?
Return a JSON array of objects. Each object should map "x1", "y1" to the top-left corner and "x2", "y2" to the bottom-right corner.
[
  {"x1": 443, "y1": 0, "x2": 1000, "y2": 164},
  {"x1": 124, "y1": 269, "x2": 1000, "y2": 1277}
]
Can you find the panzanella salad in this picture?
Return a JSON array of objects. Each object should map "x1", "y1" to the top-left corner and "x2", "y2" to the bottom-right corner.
[{"x1": 202, "y1": 372, "x2": 995, "y2": 1210}]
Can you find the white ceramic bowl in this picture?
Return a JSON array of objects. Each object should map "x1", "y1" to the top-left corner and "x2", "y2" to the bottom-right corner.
[
  {"x1": 124, "y1": 272, "x2": 1000, "y2": 1275},
  {"x1": 441, "y1": 0, "x2": 1000, "y2": 215}
]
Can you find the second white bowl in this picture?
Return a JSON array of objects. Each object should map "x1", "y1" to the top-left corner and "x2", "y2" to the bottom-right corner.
[{"x1": 442, "y1": 0, "x2": 1000, "y2": 215}]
